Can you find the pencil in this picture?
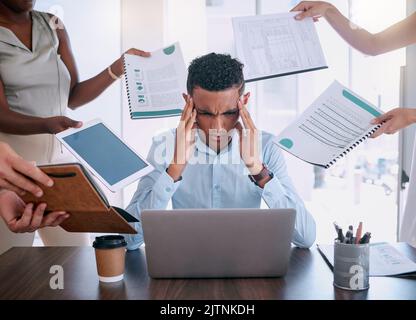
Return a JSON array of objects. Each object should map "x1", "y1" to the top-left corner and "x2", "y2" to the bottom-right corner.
[{"x1": 355, "y1": 222, "x2": 363, "y2": 244}]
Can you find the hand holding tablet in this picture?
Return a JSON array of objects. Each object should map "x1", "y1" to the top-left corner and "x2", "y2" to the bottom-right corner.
[{"x1": 56, "y1": 119, "x2": 153, "y2": 192}]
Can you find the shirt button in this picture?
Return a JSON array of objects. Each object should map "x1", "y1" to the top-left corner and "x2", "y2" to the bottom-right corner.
[
  {"x1": 214, "y1": 185, "x2": 220, "y2": 191},
  {"x1": 165, "y1": 187, "x2": 172, "y2": 192}
]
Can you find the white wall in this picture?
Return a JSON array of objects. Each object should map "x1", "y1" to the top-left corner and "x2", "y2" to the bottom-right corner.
[
  {"x1": 35, "y1": 0, "x2": 123, "y2": 206},
  {"x1": 121, "y1": 0, "x2": 207, "y2": 206},
  {"x1": 35, "y1": 0, "x2": 207, "y2": 207},
  {"x1": 35, "y1": 0, "x2": 122, "y2": 132}
]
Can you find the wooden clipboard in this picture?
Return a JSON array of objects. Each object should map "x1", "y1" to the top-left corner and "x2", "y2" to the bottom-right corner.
[{"x1": 22, "y1": 163, "x2": 138, "y2": 234}]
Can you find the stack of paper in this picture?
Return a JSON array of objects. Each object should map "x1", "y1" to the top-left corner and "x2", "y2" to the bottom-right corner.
[{"x1": 317, "y1": 243, "x2": 416, "y2": 277}]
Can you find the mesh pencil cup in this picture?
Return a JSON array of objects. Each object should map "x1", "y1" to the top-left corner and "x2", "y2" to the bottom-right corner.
[{"x1": 333, "y1": 240, "x2": 370, "y2": 290}]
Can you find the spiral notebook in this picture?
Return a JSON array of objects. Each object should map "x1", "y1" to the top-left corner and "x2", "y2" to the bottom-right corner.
[
  {"x1": 276, "y1": 81, "x2": 384, "y2": 168},
  {"x1": 123, "y1": 42, "x2": 187, "y2": 119}
]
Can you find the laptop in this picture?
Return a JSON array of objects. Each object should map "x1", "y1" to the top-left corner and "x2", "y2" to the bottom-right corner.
[{"x1": 141, "y1": 208, "x2": 296, "y2": 278}]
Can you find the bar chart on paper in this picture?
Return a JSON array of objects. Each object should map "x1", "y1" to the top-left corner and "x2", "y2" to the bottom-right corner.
[
  {"x1": 123, "y1": 42, "x2": 187, "y2": 119},
  {"x1": 232, "y1": 12, "x2": 328, "y2": 82}
]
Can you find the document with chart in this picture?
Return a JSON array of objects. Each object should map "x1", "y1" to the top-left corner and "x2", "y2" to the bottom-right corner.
[
  {"x1": 232, "y1": 12, "x2": 327, "y2": 82},
  {"x1": 123, "y1": 42, "x2": 187, "y2": 119},
  {"x1": 317, "y1": 243, "x2": 416, "y2": 277},
  {"x1": 276, "y1": 81, "x2": 384, "y2": 168}
]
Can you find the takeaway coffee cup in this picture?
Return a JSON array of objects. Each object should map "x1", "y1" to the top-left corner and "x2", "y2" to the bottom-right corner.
[{"x1": 93, "y1": 235, "x2": 127, "y2": 283}]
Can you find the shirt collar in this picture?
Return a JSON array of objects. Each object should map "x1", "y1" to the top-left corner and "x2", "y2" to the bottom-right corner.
[
  {"x1": 195, "y1": 128, "x2": 240, "y2": 158},
  {"x1": 0, "y1": 11, "x2": 37, "y2": 52}
]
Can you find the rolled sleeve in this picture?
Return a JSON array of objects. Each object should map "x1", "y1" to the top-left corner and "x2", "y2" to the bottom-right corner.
[
  {"x1": 259, "y1": 134, "x2": 317, "y2": 248},
  {"x1": 256, "y1": 174, "x2": 287, "y2": 207},
  {"x1": 151, "y1": 170, "x2": 181, "y2": 204},
  {"x1": 124, "y1": 131, "x2": 181, "y2": 250}
]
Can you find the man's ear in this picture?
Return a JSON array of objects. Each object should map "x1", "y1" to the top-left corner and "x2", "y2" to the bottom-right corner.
[{"x1": 242, "y1": 92, "x2": 250, "y2": 105}]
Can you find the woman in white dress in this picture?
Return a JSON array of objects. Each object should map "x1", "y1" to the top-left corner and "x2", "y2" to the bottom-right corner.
[{"x1": 292, "y1": 1, "x2": 416, "y2": 246}]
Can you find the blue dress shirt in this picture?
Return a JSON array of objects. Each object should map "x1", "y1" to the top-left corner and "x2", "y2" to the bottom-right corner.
[{"x1": 124, "y1": 129, "x2": 316, "y2": 250}]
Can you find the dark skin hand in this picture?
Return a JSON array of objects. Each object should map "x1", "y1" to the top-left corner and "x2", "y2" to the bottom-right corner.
[{"x1": 0, "y1": 0, "x2": 150, "y2": 135}]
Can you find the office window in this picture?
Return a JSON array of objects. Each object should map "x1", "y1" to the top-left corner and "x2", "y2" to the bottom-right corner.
[
  {"x1": 335, "y1": 0, "x2": 405, "y2": 243},
  {"x1": 258, "y1": 0, "x2": 405, "y2": 243},
  {"x1": 206, "y1": 0, "x2": 405, "y2": 243}
]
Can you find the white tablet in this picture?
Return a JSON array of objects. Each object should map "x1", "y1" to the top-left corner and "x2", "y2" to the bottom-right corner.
[{"x1": 56, "y1": 119, "x2": 154, "y2": 192}]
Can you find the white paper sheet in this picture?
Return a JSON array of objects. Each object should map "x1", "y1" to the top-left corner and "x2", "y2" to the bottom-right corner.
[
  {"x1": 275, "y1": 81, "x2": 383, "y2": 168},
  {"x1": 232, "y1": 12, "x2": 327, "y2": 82},
  {"x1": 123, "y1": 42, "x2": 187, "y2": 119}
]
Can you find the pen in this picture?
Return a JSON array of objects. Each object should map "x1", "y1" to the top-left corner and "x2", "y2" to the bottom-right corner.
[
  {"x1": 355, "y1": 222, "x2": 363, "y2": 244},
  {"x1": 334, "y1": 222, "x2": 339, "y2": 233},
  {"x1": 345, "y1": 225, "x2": 353, "y2": 244},
  {"x1": 337, "y1": 228, "x2": 345, "y2": 243},
  {"x1": 359, "y1": 232, "x2": 371, "y2": 244}
]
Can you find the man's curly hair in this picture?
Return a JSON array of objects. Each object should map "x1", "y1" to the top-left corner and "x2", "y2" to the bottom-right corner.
[{"x1": 186, "y1": 53, "x2": 245, "y2": 95}]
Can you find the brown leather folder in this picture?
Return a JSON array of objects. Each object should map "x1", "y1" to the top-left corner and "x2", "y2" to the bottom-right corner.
[{"x1": 22, "y1": 163, "x2": 138, "y2": 234}]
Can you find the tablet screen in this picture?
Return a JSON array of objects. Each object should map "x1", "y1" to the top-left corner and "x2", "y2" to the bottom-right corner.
[{"x1": 62, "y1": 123, "x2": 149, "y2": 185}]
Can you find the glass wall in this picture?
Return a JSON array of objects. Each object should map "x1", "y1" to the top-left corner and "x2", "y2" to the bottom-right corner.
[{"x1": 204, "y1": 0, "x2": 405, "y2": 243}]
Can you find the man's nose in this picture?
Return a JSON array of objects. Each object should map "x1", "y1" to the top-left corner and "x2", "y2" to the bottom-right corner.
[{"x1": 211, "y1": 116, "x2": 225, "y2": 132}]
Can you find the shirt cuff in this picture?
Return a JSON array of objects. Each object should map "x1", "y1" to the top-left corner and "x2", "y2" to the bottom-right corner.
[
  {"x1": 255, "y1": 176, "x2": 287, "y2": 207},
  {"x1": 125, "y1": 235, "x2": 143, "y2": 251},
  {"x1": 152, "y1": 169, "x2": 182, "y2": 202}
]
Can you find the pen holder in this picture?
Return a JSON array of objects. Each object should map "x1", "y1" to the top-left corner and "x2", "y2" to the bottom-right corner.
[{"x1": 333, "y1": 241, "x2": 370, "y2": 291}]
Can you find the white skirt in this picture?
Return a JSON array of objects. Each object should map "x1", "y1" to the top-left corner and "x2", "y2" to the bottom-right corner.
[
  {"x1": 0, "y1": 133, "x2": 90, "y2": 254},
  {"x1": 0, "y1": 132, "x2": 72, "y2": 165}
]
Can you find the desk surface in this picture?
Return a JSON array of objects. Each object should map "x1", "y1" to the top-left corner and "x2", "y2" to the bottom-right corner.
[{"x1": 0, "y1": 243, "x2": 415, "y2": 300}]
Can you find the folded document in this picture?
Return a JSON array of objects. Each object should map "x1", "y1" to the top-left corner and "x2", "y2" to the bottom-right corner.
[{"x1": 317, "y1": 242, "x2": 416, "y2": 277}]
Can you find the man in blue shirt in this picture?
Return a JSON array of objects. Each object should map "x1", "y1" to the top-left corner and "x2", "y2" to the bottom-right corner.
[{"x1": 125, "y1": 53, "x2": 316, "y2": 250}]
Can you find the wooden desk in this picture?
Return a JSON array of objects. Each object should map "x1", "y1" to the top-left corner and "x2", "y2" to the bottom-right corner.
[{"x1": 0, "y1": 243, "x2": 415, "y2": 300}]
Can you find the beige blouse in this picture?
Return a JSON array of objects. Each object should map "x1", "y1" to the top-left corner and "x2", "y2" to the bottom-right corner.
[{"x1": 0, "y1": 10, "x2": 72, "y2": 164}]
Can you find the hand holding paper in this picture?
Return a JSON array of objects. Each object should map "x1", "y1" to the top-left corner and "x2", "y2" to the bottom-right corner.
[
  {"x1": 123, "y1": 42, "x2": 187, "y2": 119},
  {"x1": 276, "y1": 81, "x2": 384, "y2": 168},
  {"x1": 370, "y1": 108, "x2": 416, "y2": 138}
]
